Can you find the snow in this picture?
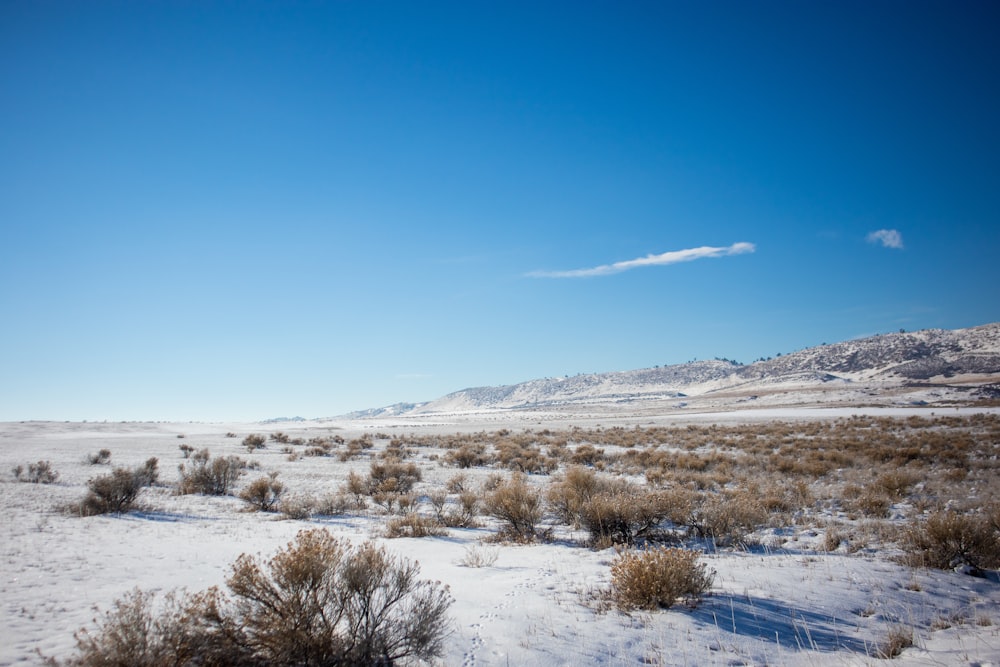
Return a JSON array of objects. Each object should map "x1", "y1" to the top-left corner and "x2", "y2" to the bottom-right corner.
[{"x1": 2, "y1": 412, "x2": 999, "y2": 666}]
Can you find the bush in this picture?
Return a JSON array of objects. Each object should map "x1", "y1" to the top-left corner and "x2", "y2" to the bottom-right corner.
[
  {"x1": 87, "y1": 449, "x2": 111, "y2": 465},
  {"x1": 483, "y1": 473, "x2": 543, "y2": 542},
  {"x1": 65, "y1": 529, "x2": 453, "y2": 666},
  {"x1": 384, "y1": 513, "x2": 447, "y2": 538},
  {"x1": 578, "y1": 487, "x2": 675, "y2": 546},
  {"x1": 444, "y1": 443, "x2": 490, "y2": 468},
  {"x1": 238, "y1": 474, "x2": 285, "y2": 512},
  {"x1": 78, "y1": 458, "x2": 159, "y2": 516},
  {"x1": 242, "y1": 434, "x2": 266, "y2": 451},
  {"x1": 226, "y1": 530, "x2": 452, "y2": 664},
  {"x1": 610, "y1": 547, "x2": 714, "y2": 610},
  {"x1": 66, "y1": 588, "x2": 219, "y2": 667},
  {"x1": 13, "y1": 460, "x2": 59, "y2": 484},
  {"x1": 876, "y1": 625, "x2": 914, "y2": 659},
  {"x1": 688, "y1": 491, "x2": 768, "y2": 547},
  {"x1": 428, "y1": 489, "x2": 480, "y2": 528},
  {"x1": 547, "y1": 466, "x2": 605, "y2": 527},
  {"x1": 367, "y1": 460, "x2": 422, "y2": 494},
  {"x1": 902, "y1": 511, "x2": 1000, "y2": 571},
  {"x1": 178, "y1": 450, "x2": 246, "y2": 495}
]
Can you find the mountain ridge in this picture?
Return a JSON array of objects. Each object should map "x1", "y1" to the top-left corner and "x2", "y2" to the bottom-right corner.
[{"x1": 343, "y1": 322, "x2": 1000, "y2": 419}]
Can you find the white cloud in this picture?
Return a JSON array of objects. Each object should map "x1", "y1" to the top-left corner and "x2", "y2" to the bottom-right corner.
[
  {"x1": 866, "y1": 229, "x2": 904, "y2": 249},
  {"x1": 526, "y1": 242, "x2": 756, "y2": 278}
]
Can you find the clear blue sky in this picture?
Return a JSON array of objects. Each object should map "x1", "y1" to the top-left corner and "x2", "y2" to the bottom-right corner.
[{"x1": 2, "y1": 1, "x2": 998, "y2": 421}]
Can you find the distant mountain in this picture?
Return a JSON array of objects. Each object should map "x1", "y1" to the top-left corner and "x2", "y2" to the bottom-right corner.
[{"x1": 346, "y1": 323, "x2": 1000, "y2": 418}]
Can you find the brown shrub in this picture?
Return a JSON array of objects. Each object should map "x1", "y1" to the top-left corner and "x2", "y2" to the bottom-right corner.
[
  {"x1": 444, "y1": 443, "x2": 491, "y2": 468},
  {"x1": 688, "y1": 490, "x2": 768, "y2": 547},
  {"x1": 384, "y1": 513, "x2": 447, "y2": 538},
  {"x1": 428, "y1": 489, "x2": 480, "y2": 528},
  {"x1": 902, "y1": 511, "x2": 999, "y2": 570},
  {"x1": 13, "y1": 460, "x2": 59, "y2": 484},
  {"x1": 876, "y1": 625, "x2": 914, "y2": 659},
  {"x1": 610, "y1": 547, "x2": 713, "y2": 610},
  {"x1": 238, "y1": 474, "x2": 285, "y2": 512},
  {"x1": 178, "y1": 451, "x2": 246, "y2": 496},
  {"x1": 64, "y1": 529, "x2": 453, "y2": 666},
  {"x1": 578, "y1": 487, "x2": 676, "y2": 546},
  {"x1": 242, "y1": 434, "x2": 266, "y2": 451},
  {"x1": 483, "y1": 473, "x2": 543, "y2": 542},
  {"x1": 367, "y1": 460, "x2": 422, "y2": 494},
  {"x1": 65, "y1": 588, "x2": 232, "y2": 667},
  {"x1": 547, "y1": 466, "x2": 606, "y2": 527},
  {"x1": 76, "y1": 458, "x2": 159, "y2": 516}
]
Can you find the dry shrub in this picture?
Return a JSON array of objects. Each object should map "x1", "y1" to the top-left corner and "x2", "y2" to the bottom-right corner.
[
  {"x1": 547, "y1": 466, "x2": 606, "y2": 527},
  {"x1": 76, "y1": 458, "x2": 159, "y2": 516},
  {"x1": 902, "y1": 511, "x2": 999, "y2": 570},
  {"x1": 367, "y1": 460, "x2": 422, "y2": 494},
  {"x1": 610, "y1": 547, "x2": 713, "y2": 610},
  {"x1": 842, "y1": 484, "x2": 892, "y2": 518},
  {"x1": 875, "y1": 470, "x2": 919, "y2": 499},
  {"x1": 569, "y1": 444, "x2": 605, "y2": 466},
  {"x1": 688, "y1": 490, "x2": 768, "y2": 547},
  {"x1": 457, "y1": 545, "x2": 499, "y2": 568},
  {"x1": 242, "y1": 434, "x2": 266, "y2": 451},
  {"x1": 579, "y1": 487, "x2": 676, "y2": 546},
  {"x1": 384, "y1": 513, "x2": 447, "y2": 538},
  {"x1": 87, "y1": 449, "x2": 112, "y2": 465},
  {"x1": 428, "y1": 489, "x2": 480, "y2": 528},
  {"x1": 483, "y1": 473, "x2": 543, "y2": 542},
  {"x1": 495, "y1": 441, "x2": 557, "y2": 474},
  {"x1": 875, "y1": 625, "x2": 914, "y2": 659},
  {"x1": 444, "y1": 443, "x2": 491, "y2": 468},
  {"x1": 13, "y1": 460, "x2": 59, "y2": 484},
  {"x1": 279, "y1": 494, "x2": 315, "y2": 520},
  {"x1": 178, "y1": 450, "x2": 246, "y2": 496},
  {"x1": 64, "y1": 529, "x2": 453, "y2": 667},
  {"x1": 65, "y1": 588, "x2": 222, "y2": 667},
  {"x1": 238, "y1": 474, "x2": 284, "y2": 512},
  {"x1": 226, "y1": 529, "x2": 452, "y2": 665}
]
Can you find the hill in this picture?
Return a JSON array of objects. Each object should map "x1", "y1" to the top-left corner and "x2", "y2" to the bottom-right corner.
[{"x1": 346, "y1": 323, "x2": 1000, "y2": 418}]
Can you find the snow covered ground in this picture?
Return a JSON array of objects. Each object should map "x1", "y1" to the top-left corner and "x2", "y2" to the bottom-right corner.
[{"x1": 2, "y1": 410, "x2": 998, "y2": 666}]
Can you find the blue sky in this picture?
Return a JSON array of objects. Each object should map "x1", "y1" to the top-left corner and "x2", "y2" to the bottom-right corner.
[{"x1": 2, "y1": 1, "x2": 998, "y2": 421}]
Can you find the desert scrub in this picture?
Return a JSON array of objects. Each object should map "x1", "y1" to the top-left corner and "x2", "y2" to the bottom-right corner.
[
  {"x1": 63, "y1": 528, "x2": 453, "y2": 667},
  {"x1": 384, "y1": 513, "x2": 447, "y2": 538},
  {"x1": 242, "y1": 433, "x2": 266, "y2": 451},
  {"x1": 875, "y1": 625, "x2": 914, "y2": 659},
  {"x1": 75, "y1": 458, "x2": 159, "y2": 516},
  {"x1": 483, "y1": 473, "x2": 544, "y2": 542},
  {"x1": 177, "y1": 449, "x2": 246, "y2": 495},
  {"x1": 578, "y1": 487, "x2": 676, "y2": 547},
  {"x1": 902, "y1": 511, "x2": 999, "y2": 571},
  {"x1": 13, "y1": 460, "x2": 59, "y2": 484},
  {"x1": 238, "y1": 473, "x2": 285, "y2": 512},
  {"x1": 687, "y1": 489, "x2": 768, "y2": 547},
  {"x1": 611, "y1": 547, "x2": 714, "y2": 611},
  {"x1": 428, "y1": 489, "x2": 480, "y2": 528},
  {"x1": 86, "y1": 449, "x2": 111, "y2": 465},
  {"x1": 547, "y1": 466, "x2": 607, "y2": 527}
]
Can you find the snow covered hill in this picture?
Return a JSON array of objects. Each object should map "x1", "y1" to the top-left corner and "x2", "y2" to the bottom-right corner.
[{"x1": 350, "y1": 323, "x2": 1000, "y2": 418}]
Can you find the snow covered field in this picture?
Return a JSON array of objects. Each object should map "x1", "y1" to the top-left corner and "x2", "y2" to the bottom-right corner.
[{"x1": 2, "y1": 409, "x2": 999, "y2": 666}]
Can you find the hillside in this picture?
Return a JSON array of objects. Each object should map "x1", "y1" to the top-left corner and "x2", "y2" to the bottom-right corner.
[{"x1": 348, "y1": 323, "x2": 1000, "y2": 418}]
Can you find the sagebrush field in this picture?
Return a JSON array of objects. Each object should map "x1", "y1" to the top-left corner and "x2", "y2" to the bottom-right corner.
[{"x1": 2, "y1": 409, "x2": 999, "y2": 665}]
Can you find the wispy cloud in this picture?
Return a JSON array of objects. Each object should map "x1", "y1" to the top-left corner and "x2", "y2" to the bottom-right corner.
[
  {"x1": 866, "y1": 229, "x2": 904, "y2": 249},
  {"x1": 526, "y1": 242, "x2": 756, "y2": 278}
]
